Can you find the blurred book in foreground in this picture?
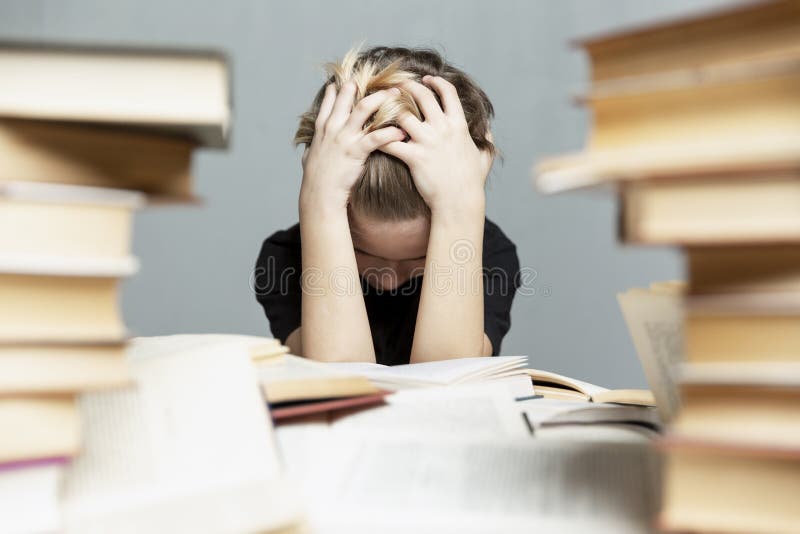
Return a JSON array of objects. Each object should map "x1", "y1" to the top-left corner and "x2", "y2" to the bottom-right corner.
[
  {"x1": 535, "y1": 1, "x2": 800, "y2": 532},
  {"x1": 62, "y1": 335, "x2": 302, "y2": 534},
  {"x1": 617, "y1": 282, "x2": 684, "y2": 422},
  {"x1": 534, "y1": 0, "x2": 800, "y2": 194},
  {"x1": 0, "y1": 40, "x2": 231, "y2": 533}
]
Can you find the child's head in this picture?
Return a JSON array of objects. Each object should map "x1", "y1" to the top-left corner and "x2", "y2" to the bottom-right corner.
[
  {"x1": 295, "y1": 46, "x2": 495, "y2": 290},
  {"x1": 295, "y1": 45, "x2": 496, "y2": 221}
]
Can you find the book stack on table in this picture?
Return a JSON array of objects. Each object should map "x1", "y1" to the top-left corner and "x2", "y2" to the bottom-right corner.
[
  {"x1": 536, "y1": 1, "x2": 800, "y2": 532},
  {"x1": 0, "y1": 42, "x2": 230, "y2": 533}
]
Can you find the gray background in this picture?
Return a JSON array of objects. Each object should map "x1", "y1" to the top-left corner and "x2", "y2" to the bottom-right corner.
[{"x1": 1, "y1": 0, "x2": 734, "y2": 388}]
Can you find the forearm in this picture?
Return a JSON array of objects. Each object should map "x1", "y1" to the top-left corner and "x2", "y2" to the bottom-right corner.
[
  {"x1": 299, "y1": 194, "x2": 375, "y2": 362},
  {"x1": 410, "y1": 197, "x2": 487, "y2": 362}
]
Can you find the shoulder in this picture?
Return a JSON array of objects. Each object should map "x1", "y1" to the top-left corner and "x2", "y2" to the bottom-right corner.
[
  {"x1": 254, "y1": 223, "x2": 302, "y2": 299},
  {"x1": 264, "y1": 223, "x2": 301, "y2": 248},
  {"x1": 483, "y1": 218, "x2": 518, "y2": 260},
  {"x1": 255, "y1": 223, "x2": 301, "y2": 272}
]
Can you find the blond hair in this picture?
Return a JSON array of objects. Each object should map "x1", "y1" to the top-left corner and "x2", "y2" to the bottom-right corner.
[{"x1": 295, "y1": 46, "x2": 496, "y2": 220}]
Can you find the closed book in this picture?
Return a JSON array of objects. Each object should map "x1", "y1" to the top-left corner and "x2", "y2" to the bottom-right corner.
[
  {"x1": 0, "y1": 42, "x2": 230, "y2": 148},
  {"x1": 270, "y1": 391, "x2": 390, "y2": 421},
  {"x1": 0, "y1": 270, "x2": 129, "y2": 342},
  {"x1": 686, "y1": 311, "x2": 800, "y2": 364},
  {"x1": 660, "y1": 436, "x2": 800, "y2": 534},
  {"x1": 0, "y1": 120, "x2": 195, "y2": 199},
  {"x1": 673, "y1": 382, "x2": 800, "y2": 449},
  {"x1": 620, "y1": 173, "x2": 800, "y2": 245},
  {"x1": 0, "y1": 396, "x2": 80, "y2": 464},
  {"x1": 578, "y1": 1, "x2": 800, "y2": 83},
  {"x1": 535, "y1": 1, "x2": 800, "y2": 194},
  {"x1": 688, "y1": 245, "x2": 800, "y2": 295},
  {"x1": 257, "y1": 354, "x2": 380, "y2": 404},
  {"x1": 0, "y1": 181, "x2": 143, "y2": 261},
  {"x1": 0, "y1": 342, "x2": 131, "y2": 394}
]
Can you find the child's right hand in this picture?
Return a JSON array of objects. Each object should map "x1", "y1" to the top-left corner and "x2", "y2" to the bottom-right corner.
[{"x1": 300, "y1": 81, "x2": 405, "y2": 210}]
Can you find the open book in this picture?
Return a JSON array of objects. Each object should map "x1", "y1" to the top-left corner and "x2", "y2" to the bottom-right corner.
[
  {"x1": 62, "y1": 334, "x2": 301, "y2": 534},
  {"x1": 286, "y1": 431, "x2": 661, "y2": 534},
  {"x1": 617, "y1": 282, "x2": 685, "y2": 421},
  {"x1": 262, "y1": 354, "x2": 650, "y2": 406},
  {"x1": 523, "y1": 368, "x2": 655, "y2": 406},
  {"x1": 325, "y1": 356, "x2": 528, "y2": 390},
  {"x1": 520, "y1": 397, "x2": 660, "y2": 432}
]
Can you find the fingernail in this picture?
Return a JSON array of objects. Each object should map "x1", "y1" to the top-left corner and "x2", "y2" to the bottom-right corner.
[
  {"x1": 389, "y1": 87, "x2": 401, "y2": 95},
  {"x1": 422, "y1": 75, "x2": 431, "y2": 82}
]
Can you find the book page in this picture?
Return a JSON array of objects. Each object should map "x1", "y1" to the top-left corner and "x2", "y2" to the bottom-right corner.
[
  {"x1": 326, "y1": 356, "x2": 527, "y2": 388},
  {"x1": 329, "y1": 383, "x2": 531, "y2": 439},
  {"x1": 257, "y1": 353, "x2": 367, "y2": 383},
  {"x1": 534, "y1": 423, "x2": 660, "y2": 443},
  {"x1": 519, "y1": 398, "x2": 660, "y2": 429},
  {"x1": 273, "y1": 382, "x2": 533, "y2": 493},
  {"x1": 0, "y1": 462, "x2": 63, "y2": 533},
  {"x1": 299, "y1": 435, "x2": 661, "y2": 534},
  {"x1": 617, "y1": 287, "x2": 683, "y2": 421},
  {"x1": 527, "y1": 368, "x2": 609, "y2": 397},
  {"x1": 62, "y1": 335, "x2": 301, "y2": 534}
]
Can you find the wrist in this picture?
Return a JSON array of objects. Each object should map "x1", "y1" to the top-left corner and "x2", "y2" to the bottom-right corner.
[
  {"x1": 299, "y1": 183, "x2": 350, "y2": 216},
  {"x1": 428, "y1": 188, "x2": 485, "y2": 220}
]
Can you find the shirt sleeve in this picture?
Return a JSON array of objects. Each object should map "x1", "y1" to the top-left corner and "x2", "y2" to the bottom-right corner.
[
  {"x1": 253, "y1": 232, "x2": 302, "y2": 343},
  {"x1": 482, "y1": 237, "x2": 520, "y2": 356}
]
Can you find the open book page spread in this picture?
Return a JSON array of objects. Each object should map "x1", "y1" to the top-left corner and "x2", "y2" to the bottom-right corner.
[
  {"x1": 296, "y1": 435, "x2": 661, "y2": 534},
  {"x1": 324, "y1": 356, "x2": 528, "y2": 389},
  {"x1": 274, "y1": 371, "x2": 661, "y2": 534},
  {"x1": 62, "y1": 335, "x2": 301, "y2": 534},
  {"x1": 330, "y1": 382, "x2": 532, "y2": 439}
]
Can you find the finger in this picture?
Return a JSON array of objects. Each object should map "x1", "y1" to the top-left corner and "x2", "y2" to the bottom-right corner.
[
  {"x1": 396, "y1": 112, "x2": 426, "y2": 141},
  {"x1": 327, "y1": 81, "x2": 357, "y2": 129},
  {"x1": 344, "y1": 88, "x2": 400, "y2": 133},
  {"x1": 422, "y1": 75, "x2": 465, "y2": 120},
  {"x1": 377, "y1": 140, "x2": 417, "y2": 163},
  {"x1": 314, "y1": 83, "x2": 337, "y2": 132},
  {"x1": 401, "y1": 80, "x2": 445, "y2": 123},
  {"x1": 360, "y1": 126, "x2": 406, "y2": 153}
]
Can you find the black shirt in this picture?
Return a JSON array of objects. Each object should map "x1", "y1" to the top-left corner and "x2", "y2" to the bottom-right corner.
[{"x1": 253, "y1": 218, "x2": 520, "y2": 366}]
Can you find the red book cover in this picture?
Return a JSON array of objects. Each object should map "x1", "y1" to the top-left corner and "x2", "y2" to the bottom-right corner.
[{"x1": 271, "y1": 391, "x2": 390, "y2": 422}]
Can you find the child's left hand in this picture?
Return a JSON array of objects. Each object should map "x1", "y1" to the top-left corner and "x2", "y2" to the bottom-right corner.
[{"x1": 378, "y1": 75, "x2": 493, "y2": 214}]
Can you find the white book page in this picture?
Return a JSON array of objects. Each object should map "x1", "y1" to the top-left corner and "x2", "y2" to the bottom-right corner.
[
  {"x1": 534, "y1": 424, "x2": 659, "y2": 443},
  {"x1": 330, "y1": 382, "x2": 531, "y2": 439},
  {"x1": 519, "y1": 398, "x2": 660, "y2": 429},
  {"x1": 326, "y1": 356, "x2": 527, "y2": 388},
  {"x1": 257, "y1": 354, "x2": 366, "y2": 383},
  {"x1": 0, "y1": 462, "x2": 63, "y2": 533},
  {"x1": 62, "y1": 335, "x2": 300, "y2": 534},
  {"x1": 273, "y1": 381, "x2": 533, "y2": 492},
  {"x1": 301, "y1": 435, "x2": 661, "y2": 534},
  {"x1": 617, "y1": 288, "x2": 683, "y2": 421}
]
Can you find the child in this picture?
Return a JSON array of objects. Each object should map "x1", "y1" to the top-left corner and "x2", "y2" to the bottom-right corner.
[{"x1": 255, "y1": 46, "x2": 520, "y2": 365}]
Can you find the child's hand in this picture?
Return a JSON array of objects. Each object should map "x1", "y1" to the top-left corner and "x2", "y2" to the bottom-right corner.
[
  {"x1": 300, "y1": 82, "x2": 405, "y2": 210},
  {"x1": 378, "y1": 76, "x2": 493, "y2": 214}
]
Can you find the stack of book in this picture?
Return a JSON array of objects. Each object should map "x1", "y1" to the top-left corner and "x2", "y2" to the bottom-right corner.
[
  {"x1": 0, "y1": 42, "x2": 230, "y2": 533},
  {"x1": 536, "y1": 1, "x2": 800, "y2": 532}
]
